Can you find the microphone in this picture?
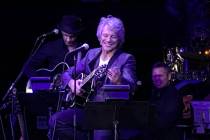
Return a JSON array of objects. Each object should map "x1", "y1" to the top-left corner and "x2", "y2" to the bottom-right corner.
[
  {"x1": 71, "y1": 43, "x2": 89, "y2": 53},
  {"x1": 40, "y1": 28, "x2": 59, "y2": 38}
]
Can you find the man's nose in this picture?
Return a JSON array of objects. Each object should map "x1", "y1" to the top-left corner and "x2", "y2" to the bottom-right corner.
[
  {"x1": 66, "y1": 37, "x2": 71, "y2": 41},
  {"x1": 106, "y1": 36, "x2": 113, "y2": 42}
]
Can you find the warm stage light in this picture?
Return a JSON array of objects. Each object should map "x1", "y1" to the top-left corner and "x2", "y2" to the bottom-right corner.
[{"x1": 204, "y1": 49, "x2": 210, "y2": 56}]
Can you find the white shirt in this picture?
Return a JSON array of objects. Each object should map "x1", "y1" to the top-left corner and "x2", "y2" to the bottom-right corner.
[{"x1": 99, "y1": 57, "x2": 110, "y2": 66}]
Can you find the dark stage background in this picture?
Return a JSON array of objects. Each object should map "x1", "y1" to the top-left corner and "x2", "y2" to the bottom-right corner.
[
  {"x1": 0, "y1": 0, "x2": 209, "y2": 100},
  {"x1": 0, "y1": 1, "x2": 210, "y2": 140}
]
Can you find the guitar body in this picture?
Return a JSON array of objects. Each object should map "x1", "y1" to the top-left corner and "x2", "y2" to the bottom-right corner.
[
  {"x1": 26, "y1": 63, "x2": 69, "y2": 93},
  {"x1": 66, "y1": 74, "x2": 94, "y2": 108},
  {"x1": 67, "y1": 65, "x2": 107, "y2": 108},
  {"x1": 35, "y1": 62, "x2": 69, "y2": 78},
  {"x1": 72, "y1": 89, "x2": 94, "y2": 107}
]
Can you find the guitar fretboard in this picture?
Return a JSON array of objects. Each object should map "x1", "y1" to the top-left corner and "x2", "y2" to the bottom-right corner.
[
  {"x1": 80, "y1": 69, "x2": 96, "y2": 87},
  {"x1": 80, "y1": 65, "x2": 107, "y2": 87}
]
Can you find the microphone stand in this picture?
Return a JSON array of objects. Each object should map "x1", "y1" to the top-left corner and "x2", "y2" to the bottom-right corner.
[
  {"x1": 50, "y1": 51, "x2": 78, "y2": 140},
  {"x1": 2, "y1": 36, "x2": 46, "y2": 102},
  {"x1": 73, "y1": 53, "x2": 77, "y2": 140},
  {"x1": 0, "y1": 35, "x2": 46, "y2": 140}
]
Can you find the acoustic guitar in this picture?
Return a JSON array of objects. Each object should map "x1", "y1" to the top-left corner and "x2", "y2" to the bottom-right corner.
[{"x1": 66, "y1": 64, "x2": 107, "y2": 107}]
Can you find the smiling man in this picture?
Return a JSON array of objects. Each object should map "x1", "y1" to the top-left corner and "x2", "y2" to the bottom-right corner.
[
  {"x1": 48, "y1": 15, "x2": 137, "y2": 140},
  {"x1": 147, "y1": 62, "x2": 183, "y2": 140}
]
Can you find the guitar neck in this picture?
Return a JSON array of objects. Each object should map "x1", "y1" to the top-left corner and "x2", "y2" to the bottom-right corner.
[{"x1": 80, "y1": 69, "x2": 96, "y2": 87}]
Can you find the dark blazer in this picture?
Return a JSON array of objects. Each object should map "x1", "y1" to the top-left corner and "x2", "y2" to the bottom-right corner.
[{"x1": 63, "y1": 47, "x2": 137, "y2": 96}]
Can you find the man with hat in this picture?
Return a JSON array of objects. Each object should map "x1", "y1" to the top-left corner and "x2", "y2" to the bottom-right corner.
[{"x1": 24, "y1": 15, "x2": 87, "y2": 86}]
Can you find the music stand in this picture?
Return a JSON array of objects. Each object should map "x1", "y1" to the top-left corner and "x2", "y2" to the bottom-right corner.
[
  {"x1": 99, "y1": 84, "x2": 130, "y2": 100},
  {"x1": 17, "y1": 91, "x2": 60, "y2": 140},
  {"x1": 26, "y1": 77, "x2": 51, "y2": 93},
  {"x1": 83, "y1": 102, "x2": 114, "y2": 130},
  {"x1": 83, "y1": 101, "x2": 150, "y2": 140}
]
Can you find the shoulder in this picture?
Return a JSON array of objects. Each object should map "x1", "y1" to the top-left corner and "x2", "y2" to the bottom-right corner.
[
  {"x1": 86, "y1": 48, "x2": 101, "y2": 56},
  {"x1": 42, "y1": 38, "x2": 64, "y2": 48},
  {"x1": 167, "y1": 84, "x2": 178, "y2": 91},
  {"x1": 167, "y1": 85, "x2": 179, "y2": 96},
  {"x1": 117, "y1": 51, "x2": 136, "y2": 61},
  {"x1": 120, "y1": 52, "x2": 134, "y2": 58}
]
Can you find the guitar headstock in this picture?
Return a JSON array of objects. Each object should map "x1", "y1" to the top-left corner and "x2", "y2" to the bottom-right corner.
[{"x1": 95, "y1": 64, "x2": 107, "y2": 79}]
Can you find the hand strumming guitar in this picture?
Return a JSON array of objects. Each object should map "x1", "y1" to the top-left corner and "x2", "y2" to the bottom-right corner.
[
  {"x1": 68, "y1": 79, "x2": 83, "y2": 95},
  {"x1": 107, "y1": 67, "x2": 121, "y2": 84}
]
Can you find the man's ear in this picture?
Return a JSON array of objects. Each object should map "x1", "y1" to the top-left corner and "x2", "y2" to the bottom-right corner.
[{"x1": 168, "y1": 72, "x2": 172, "y2": 81}]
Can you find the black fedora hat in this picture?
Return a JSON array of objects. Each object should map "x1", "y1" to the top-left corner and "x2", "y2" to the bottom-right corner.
[{"x1": 57, "y1": 15, "x2": 83, "y2": 34}]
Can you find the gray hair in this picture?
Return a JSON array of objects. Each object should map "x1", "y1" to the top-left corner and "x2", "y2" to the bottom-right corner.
[{"x1": 96, "y1": 15, "x2": 125, "y2": 47}]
